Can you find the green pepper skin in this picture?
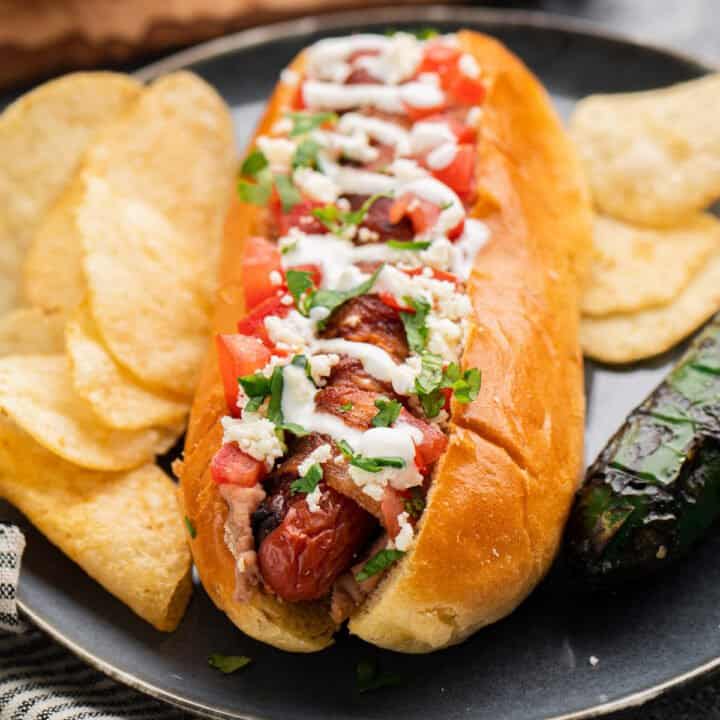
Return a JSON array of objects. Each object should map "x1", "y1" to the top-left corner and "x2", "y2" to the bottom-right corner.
[{"x1": 566, "y1": 314, "x2": 720, "y2": 582}]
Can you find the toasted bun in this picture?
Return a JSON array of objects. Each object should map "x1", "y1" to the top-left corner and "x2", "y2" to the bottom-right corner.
[{"x1": 178, "y1": 30, "x2": 591, "y2": 653}]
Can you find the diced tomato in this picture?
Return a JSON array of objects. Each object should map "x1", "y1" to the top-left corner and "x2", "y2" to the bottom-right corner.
[
  {"x1": 430, "y1": 144, "x2": 477, "y2": 203},
  {"x1": 271, "y1": 197, "x2": 327, "y2": 236},
  {"x1": 441, "y1": 386, "x2": 453, "y2": 412},
  {"x1": 417, "y1": 42, "x2": 462, "y2": 76},
  {"x1": 401, "y1": 266, "x2": 460, "y2": 286},
  {"x1": 215, "y1": 334, "x2": 271, "y2": 414},
  {"x1": 381, "y1": 487, "x2": 409, "y2": 538},
  {"x1": 288, "y1": 263, "x2": 323, "y2": 288},
  {"x1": 423, "y1": 113, "x2": 477, "y2": 144},
  {"x1": 236, "y1": 294, "x2": 291, "y2": 348},
  {"x1": 292, "y1": 81, "x2": 306, "y2": 110},
  {"x1": 242, "y1": 236, "x2": 282, "y2": 309},
  {"x1": 399, "y1": 408, "x2": 448, "y2": 469},
  {"x1": 403, "y1": 101, "x2": 448, "y2": 121},
  {"x1": 211, "y1": 443, "x2": 266, "y2": 486},
  {"x1": 446, "y1": 70, "x2": 486, "y2": 106},
  {"x1": 378, "y1": 292, "x2": 415, "y2": 314},
  {"x1": 447, "y1": 217, "x2": 465, "y2": 241},
  {"x1": 389, "y1": 193, "x2": 441, "y2": 235}
]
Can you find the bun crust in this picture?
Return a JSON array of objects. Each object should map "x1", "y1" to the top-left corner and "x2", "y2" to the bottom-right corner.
[{"x1": 178, "y1": 31, "x2": 591, "y2": 653}]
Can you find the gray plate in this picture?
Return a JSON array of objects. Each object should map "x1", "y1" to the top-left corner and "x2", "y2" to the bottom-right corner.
[{"x1": 3, "y1": 6, "x2": 719, "y2": 720}]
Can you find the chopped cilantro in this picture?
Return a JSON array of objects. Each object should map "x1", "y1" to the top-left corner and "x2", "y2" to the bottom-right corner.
[
  {"x1": 387, "y1": 239, "x2": 431, "y2": 251},
  {"x1": 340, "y1": 402, "x2": 353, "y2": 412},
  {"x1": 371, "y1": 398, "x2": 402, "y2": 428},
  {"x1": 400, "y1": 296, "x2": 431, "y2": 353},
  {"x1": 356, "y1": 659, "x2": 403, "y2": 693},
  {"x1": 355, "y1": 549, "x2": 405, "y2": 583},
  {"x1": 286, "y1": 269, "x2": 315, "y2": 315},
  {"x1": 287, "y1": 111, "x2": 337, "y2": 137},
  {"x1": 292, "y1": 138, "x2": 321, "y2": 169},
  {"x1": 274, "y1": 174, "x2": 302, "y2": 212},
  {"x1": 238, "y1": 372, "x2": 271, "y2": 412},
  {"x1": 237, "y1": 178, "x2": 271, "y2": 206},
  {"x1": 310, "y1": 266, "x2": 382, "y2": 328},
  {"x1": 444, "y1": 364, "x2": 482, "y2": 404},
  {"x1": 336, "y1": 438, "x2": 405, "y2": 473},
  {"x1": 312, "y1": 193, "x2": 390, "y2": 235},
  {"x1": 404, "y1": 489, "x2": 425, "y2": 519},
  {"x1": 208, "y1": 654, "x2": 252, "y2": 674},
  {"x1": 184, "y1": 516, "x2": 197, "y2": 539},
  {"x1": 240, "y1": 149, "x2": 268, "y2": 177},
  {"x1": 290, "y1": 463, "x2": 323, "y2": 495},
  {"x1": 414, "y1": 352, "x2": 446, "y2": 418},
  {"x1": 267, "y1": 366, "x2": 284, "y2": 424}
]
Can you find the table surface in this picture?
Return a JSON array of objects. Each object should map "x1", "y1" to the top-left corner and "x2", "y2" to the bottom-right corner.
[{"x1": 3, "y1": 2, "x2": 720, "y2": 718}]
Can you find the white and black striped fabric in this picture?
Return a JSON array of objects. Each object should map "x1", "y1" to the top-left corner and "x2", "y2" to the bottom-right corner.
[{"x1": 0, "y1": 524, "x2": 194, "y2": 719}]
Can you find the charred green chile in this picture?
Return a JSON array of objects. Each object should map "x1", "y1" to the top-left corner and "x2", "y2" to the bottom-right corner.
[{"x1": 566, "y1": 313, "x2": 720, "y2": 581}]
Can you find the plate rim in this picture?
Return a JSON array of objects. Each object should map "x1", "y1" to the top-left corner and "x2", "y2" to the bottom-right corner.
[{"x1": 17, "y1": 5, "x2": 719, "y2": 719}]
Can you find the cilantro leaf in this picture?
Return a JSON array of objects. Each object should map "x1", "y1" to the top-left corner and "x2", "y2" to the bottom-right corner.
[
  {"x1": 241, "y1": 149, "x2": 268, "y2": 177},
  {"x1": 445, "y1": 365, "x2": 481, "y2": 403},
  {"x1": 350, "y1": 455, "x2": 405, "y2": 473},
  {"x1": 340, "y1": 402, "x2": 353, "y2": 412},
  {"x1": 239, "y1": 372, "x2": 271, "y2": 413},
  {"x1": 356, "y1": 659, "x2": 403, "y2": 693},
  {"x1": 274, "y1": 174, "x2": 301, "y2": 212},
  {"x1": 208, "y1": 654, "x2": 252, "y2": 674},
  {"x1": 372, "y1": 398, "x2": 402, "y2": 428},
  {"x1": 290, "y1": 463, "x2": 323, "y2": 495},
  {"x1": 387, "y1": 239, "x2": 431, "y2": 250},
  {"x1": 355, "y1": 549, "x2": 405, "y2": 583},
  {"x1": 280, "y1": 422, "x2": 310, "y2": 437},
  {"x1": 184, "y1": 516, "x2": 197, "y2": 539},
  {"x1": 292, "y1": 139, "x2": 320, "y2": 169},
  {"x1": 400, "y1": 296, "x2": 431, "y2": 353},
  {"x1": 337, "y1": 439, "x2": 354, "y2": 459},
  {"x1": 286, "y1": 269, "x2": 315, "y2": 315},
  {"x1": 287, "y1": 111, "x2": 337, "y2": 137},
  {"x1": 310, "y1": 266, "x2": 382, "y2": 327},
  {"x1": 237, "y1": 178, "x2": 271, "y2": 206},
  {"x1": 414, "y1": 352, "x2": 445, "y2": 418},
  {"x1": 267, "y1": 366, "x2": 284, "y2": 425},
  {"x1": 312, "y1": 193, "x2": 390, "y2": 235}
]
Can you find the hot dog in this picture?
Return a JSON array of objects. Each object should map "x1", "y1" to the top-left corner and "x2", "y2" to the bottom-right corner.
[{"x1": 177, "y1": 30, "x2": 591, "y2": 653}]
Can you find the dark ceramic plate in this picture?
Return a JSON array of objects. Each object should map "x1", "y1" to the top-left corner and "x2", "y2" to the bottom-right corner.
[{"x1": 3, "y1": 6, "x2": 719, "y2": 720}]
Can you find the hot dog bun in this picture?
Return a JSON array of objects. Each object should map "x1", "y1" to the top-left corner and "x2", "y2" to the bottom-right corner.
[{"x1": 177, "y1": 30, "x2": 591, "y2": 653}]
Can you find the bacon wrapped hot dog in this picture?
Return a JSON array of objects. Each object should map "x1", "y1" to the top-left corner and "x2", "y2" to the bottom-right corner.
[{"x1": 177, "y1": 29, "x2": 591, "y2": 653}]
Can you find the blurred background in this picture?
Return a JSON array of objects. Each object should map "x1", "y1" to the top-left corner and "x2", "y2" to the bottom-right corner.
[{"x1": 0, "y1": 0, "x2": 715, "y2": 95}]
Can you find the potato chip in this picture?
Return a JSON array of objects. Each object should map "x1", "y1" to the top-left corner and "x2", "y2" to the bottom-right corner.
[
  {"x1": 80, "y1": 178, "x2": 211, "y2": 397},
  {"x1": 0, "y1": 73, "x2": 141, "y2": 313},
  {"x1": 66, "y1": 304, "x2": 188, "y2": 431},
  {"x1": 582, "y1": 213, "x2": 720, "y2": 316},
  {"x1": 23, "y1": 177, "x2": 86, "y2": 315},
  {"x1": 571, "y1": 74, "x2": 720, "y2": 227},
  {"x1": 0, "y1": 355, "x2": 180, "y2": 470},
  {"x1": 80, "y1": 71, "x2": 236, "y2": 298},
  {"x1": 581, "y1": 250, "x2": 720, "y2": 363},
  {"x1": 0, "y1": 307, "x2": 64, "y2": 355},
  {"x1": 0, "y1": 417, "x2": 191, "y2": 631}
]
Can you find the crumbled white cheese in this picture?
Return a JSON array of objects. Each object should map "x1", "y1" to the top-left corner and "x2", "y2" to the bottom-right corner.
[
  {"x1": 312, "y1": 129, "x2": 379, "y2": 164},
  {"x1": 309, "y1": 353, "x2": 340, "y2": 386},
  {"x1": 269, "y1": 270, "x2": 283, "y2": 286},
  {"x1": 298, "y1": 443, "x2": 333, "y2": 476},
  {"x1": 305, "y1": 484, "x2": 324, "y2": 513},
  {"x1": 426, "y1": 315, "x2": 463, "y2": 361},
  {"x1": 264, "y1": 310, "x2": 314, "y2": 353},
  {"x1": 338, "y1": 113, "x2": 411, "y2": 155},
  {"x1": 419, "y1": 237, "x2": 453, "y2": 270},
  {"x1": 394, "y1": 511, "x2": 414, "y2": 551},
  {"x1": 271, "y1": 117, "x2": 293, "y2": 135},
  {"x1": 257, "y1": 136, "x2": 296, "y2": 173},
  {"x1": 280, "y1": 68, "x2": 299, "y2": 85},
  {"x1": 467, "y1": 106, "x2": 483, "y2": 126},
  {"x1": 293, "y1": 167, "x2": 339, "y2": 203},
  {"x1": 410, "y1": 121, "x2": 456, "y2": 154},
  {"x1": 391, "y1": 355, "x2": 422, "y2": 396},
  {"x1": 354, "y1": 32, "x2": 423, "y2": 85},
  {"x1": 458, "y1": 53, "x2": 480, "y2": 78},
  {"x1": 221, "y1": 414, "x2": 284, "y2": 470},
  {"x1": 417, "y1": 72, "x2": 440, "y2": 87},
  {"x1": 280, "y1": 294, "x2": 294, "y2": 306},
  {"x1": 357, "y1": 227, "x2": 380, "y2": 243}
]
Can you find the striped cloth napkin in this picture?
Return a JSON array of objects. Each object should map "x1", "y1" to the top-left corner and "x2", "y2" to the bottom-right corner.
[{"x1": 0, "y1": 524, "x2": 191, "y2": 719}]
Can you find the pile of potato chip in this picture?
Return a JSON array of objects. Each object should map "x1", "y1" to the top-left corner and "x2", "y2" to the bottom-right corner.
[
  {"x1": 0, "y1": 71, "x2": 236, "y2": 630},
  {"x1": 571, "y1": 74, "x2": 720, "y2": 364}
]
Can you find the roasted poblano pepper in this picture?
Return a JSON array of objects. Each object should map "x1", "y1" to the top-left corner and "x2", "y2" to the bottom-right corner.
[{"x1": 566, "y1": 314, "x2": 720, "y2": 581}]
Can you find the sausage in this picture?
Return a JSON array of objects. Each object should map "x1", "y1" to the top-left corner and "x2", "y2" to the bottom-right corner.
[
  {"x1": 258, "y1": 481, "x2": 376, "y2": 602},
  {"x1": 320, "y1": 295, "x2": 409, "y2": 362},
  {"x1": 344, "y1": 194, "x2": 414, "y2": 243}
]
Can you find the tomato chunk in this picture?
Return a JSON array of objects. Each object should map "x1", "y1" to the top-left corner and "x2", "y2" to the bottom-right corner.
[
  {"x1": 402, "y1": 266, "x2": 460, "y2": 286},
  {"x1": 423, "y1": 113, "x2": 477, "y2": 144},
  {"x1": 211, "y1": 443, "x2": 266, "y2": 486},
  {"x1": 242, "y1": 236, "x2": 282, "y2": 310},
  {"x1": 378, "y1": 292, "x2": 415, "y2": 314},
  {"x1": 417, "y1": 42, "x2": 462, "y2": 76},
  {"x1": 272, "y1": 197, "x2": 327, "y2": 236},
  {"x1": 236, "y1": 295, "x2": 290, "y2": 348},
  {"x1": 447, "y1": 70, "x2": 486, "y2": 106},
  {"x1": 399, "y1": 408, "x2": 448, "y2": 468},
  {"x1": 430, "y1": 144, "x2": 477, "y2": 203},
  {"x1": 380, "y1": 487, "x2": 409, "y2": 538},
  {"x1": 215, "y1": 334, "x2": 271, "y2": 414},
  {"x1": 389, "y1": 193, "x2": 441, "y2": 235}
]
